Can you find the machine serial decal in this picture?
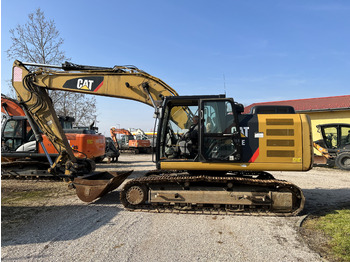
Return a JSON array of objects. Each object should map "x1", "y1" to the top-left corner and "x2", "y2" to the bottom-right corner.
[{"x1": 63, "y1": 77, "x2": 104, "y2": 92}]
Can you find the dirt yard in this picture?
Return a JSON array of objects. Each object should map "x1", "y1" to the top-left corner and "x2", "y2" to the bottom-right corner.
[{"x1": 2, "y1": 154, "x2": 350, "y2": 262}]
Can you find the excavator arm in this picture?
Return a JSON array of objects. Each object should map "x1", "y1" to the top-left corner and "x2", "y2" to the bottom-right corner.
[
  {"x1": 110, "y1": 128, "x2": 132, "y2": 143},
  {"x1": 11, "y1": 60, "x2": 179, "y2": 177},
  {"x1": 110, "y1": 128, "x2": 133, "y2": 136}
]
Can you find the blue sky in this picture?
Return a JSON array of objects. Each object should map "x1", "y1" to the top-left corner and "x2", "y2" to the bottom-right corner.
[{"x1": 2, "y1": 1, "x2": 350, "y2": 135}]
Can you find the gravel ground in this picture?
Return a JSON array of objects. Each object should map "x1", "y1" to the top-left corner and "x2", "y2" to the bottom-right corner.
[{"x1": 2, "y1": 154, "x2": 350, "y2": 262}]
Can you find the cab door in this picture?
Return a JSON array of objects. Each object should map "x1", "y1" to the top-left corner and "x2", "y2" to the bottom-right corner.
[
  {"x1": 2, "y1": 118, "x2": 26, "y2": 151},
  {"x1": 199, "y1": 99, "x2": 241, "y2": 162}
]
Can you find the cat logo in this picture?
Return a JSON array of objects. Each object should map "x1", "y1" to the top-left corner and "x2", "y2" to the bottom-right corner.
[
  {"x1": 77, "y1": 79, "x2": 94, "y2": 90},
  {"x1": 63, "y1": 76, "x2": 104, "y2": 92}
]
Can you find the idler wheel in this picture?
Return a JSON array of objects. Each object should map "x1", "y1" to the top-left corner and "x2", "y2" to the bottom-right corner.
[{"x1": 121, "y1": 184, "x2": 148, "y2": 207}]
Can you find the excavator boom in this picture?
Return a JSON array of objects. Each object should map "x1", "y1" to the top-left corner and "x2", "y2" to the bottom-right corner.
[
  {"x1": 12, "y1": 60, "x2": 179, "y2": 176},
  {"x1": 14, "y1": 61, "x2": 178, "y2": 106}
]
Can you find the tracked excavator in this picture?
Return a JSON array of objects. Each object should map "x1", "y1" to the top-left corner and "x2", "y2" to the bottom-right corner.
[
  {"x1": 110, "y1": 127, "x2": 152, "y2": 153},
  {"x1": 11, "y1": 60, "x2": 313, "y2": 215},
  {"x1": 131, "y1": 128, "x2": 157, "y2": 150}
]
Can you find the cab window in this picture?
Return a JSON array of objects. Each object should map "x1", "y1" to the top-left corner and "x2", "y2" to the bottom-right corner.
[
  {"x1": 202, "y1": 100, "x2": 240, "y2": 161},
  {"x1": 340, "y1": 126, "x2": 350, "y2": 147},
  {"x1": 323, "y1": 127, "x2": 338, "y2": 148}
]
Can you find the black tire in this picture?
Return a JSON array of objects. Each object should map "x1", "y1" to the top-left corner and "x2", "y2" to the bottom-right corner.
[
  {"x1": 335, "y1": 152, "x2": 350, "y2": 170},
  {"x1": 326, "y1": 159, "x2": 335, "y2": 168},
  {"x1": 94, "y1": 156, "x2": 105, "y2": 163}
]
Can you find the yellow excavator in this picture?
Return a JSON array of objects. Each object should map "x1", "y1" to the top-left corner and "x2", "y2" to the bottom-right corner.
[{"x1": 11, "y1": 60, "x2": 313, "y2": 216}]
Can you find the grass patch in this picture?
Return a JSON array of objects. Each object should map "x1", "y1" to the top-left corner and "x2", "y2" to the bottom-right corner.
[
  {"x1": 1, "y1": 180, "x2": 75, "y2": 206},
  {"x1": 1, "y1": 189, "x2": 54, "y2": 205},
  {"x1": 303, "y1": 208, "x2": 350, "y2": 262}
]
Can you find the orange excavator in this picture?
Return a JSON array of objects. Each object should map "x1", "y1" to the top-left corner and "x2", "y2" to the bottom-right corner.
[
  {"x1": 1, "y1": 94, "x2": 106, "y2": 178},
  {"x1": 1, "y1": 94, "x2": 25, "y2": 117},
  {"x1": 131, "y1": 128, "x2": 157, "y2": 150},
  {"x1": 110, "y1": 127, "x2": 151, "y2": 153}
]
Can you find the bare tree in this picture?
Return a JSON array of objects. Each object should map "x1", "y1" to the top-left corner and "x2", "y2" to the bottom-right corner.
[
  {"x1": 7, "y1": 8, "x2": 65, "y2": 64},
  {"x1": 52, "y1": 92, "x2": 97, "y2": 127},
  {"x1": 6, "y1": 8, "x2": 97, "y2": 126}
]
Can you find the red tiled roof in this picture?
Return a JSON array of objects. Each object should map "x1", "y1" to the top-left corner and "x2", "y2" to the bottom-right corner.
[{"x1": 243, "y1": 95, "x2": 350, "y2": 114}]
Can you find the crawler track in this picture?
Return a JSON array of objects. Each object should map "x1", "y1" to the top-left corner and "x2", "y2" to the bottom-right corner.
[
  {"x1": 121, "y1": 171, "x2": 305, "y2": 216},
  {"x1": 1, "y1": 161, "x2": 61, "y2": 180}
]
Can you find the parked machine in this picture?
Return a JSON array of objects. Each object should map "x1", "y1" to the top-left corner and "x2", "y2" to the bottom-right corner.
[
  {"x1": 313, "y1": 123, "x2": 350, "y2": 170},
  {"x1": 110, "y1": 127, "x2": 151, "y2": 153},
  {"x1": 104, "y1": 137, "x2": 120, "y2": 163},
  {"x1": 1, "y1": 94, "x2": 106, "y2": 177},
  {"x1": 131, "y1": 128, "x2": 157, "y2": 150},
  {"x1": 10, "y1": 60, "x2": 313, "y2": 215}
]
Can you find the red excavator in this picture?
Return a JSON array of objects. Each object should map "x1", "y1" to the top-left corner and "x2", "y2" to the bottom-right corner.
[{"x1": 110, "y1": 127, "x2": 151, "y2": 154}]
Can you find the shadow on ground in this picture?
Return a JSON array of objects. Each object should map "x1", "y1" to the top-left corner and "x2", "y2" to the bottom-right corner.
[
  {"x1": 300, "y1": 188, "x2": 350, "y2": 215},
  {"x1": 1, "y1": 191, "x2": 123, "y2": 246}
]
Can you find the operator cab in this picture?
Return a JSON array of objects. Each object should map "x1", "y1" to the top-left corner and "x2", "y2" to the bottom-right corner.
[
  {"x1": 1, "y1": 115, "x2": 74, "y2": 152},
  {"x1": 1, "y1": 116, "x2": 33, "y2": 151},
  {"x1": 317, "y1": 123, "x2": 350, "y2": 151},
  {"x1": 156, "y1": 95, "x2": 242, "y2": 165}
]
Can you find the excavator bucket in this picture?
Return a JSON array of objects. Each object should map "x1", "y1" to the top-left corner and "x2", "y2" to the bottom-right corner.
[{"x1": 73, "y1": 170, "x2": 133, "y2": 202}]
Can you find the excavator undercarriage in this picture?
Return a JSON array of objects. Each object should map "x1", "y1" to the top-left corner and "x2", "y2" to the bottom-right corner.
[{"x1": 120, "y1": 171, "x2": 304, "y2": 216}]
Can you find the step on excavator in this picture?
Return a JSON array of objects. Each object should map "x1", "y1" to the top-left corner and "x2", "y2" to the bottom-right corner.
[{"x1": 10, "y1": 60, "x2": 313, "y2": 215}]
